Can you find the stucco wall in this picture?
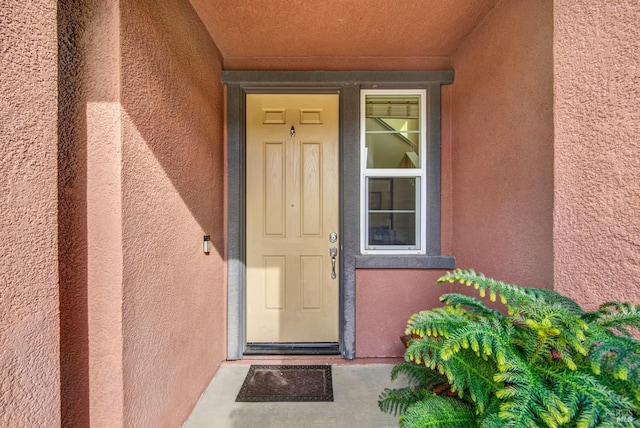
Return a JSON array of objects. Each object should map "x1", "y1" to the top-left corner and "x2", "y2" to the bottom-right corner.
[
  {"x1": 58, "y1": 2, "x2": 126, "y2": 426},
  {"x1": 119, "y1": 1, "x2": 226, "y2": 426},
  {"x1": 58, "y1": 1, "x2": 91, "y2": 424},
  {"x1": 356, "y1": 270, "x2": 451, "y2": 357},
  {"x1": 554, "y1": 1, "x2": 640, "y2": 307},
  {"x1": 450, "y1": 0, "x2": 554, "y2": 288},
  {"x1": 0, "y1": 1, "x2": 60, "y2": 426},
  {"x1": 58, "y1": 0, "x2": 226, "y2": 426}
]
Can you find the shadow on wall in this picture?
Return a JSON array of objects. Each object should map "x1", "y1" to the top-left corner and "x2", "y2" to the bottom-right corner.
[
  {"x1": 57, "y1": 0, "x2": 225, "y2": 425},
  {"x1": 58, "y1": 1, "x2": 90, "y2": 424},
  {"x1": 119, "y1": 0, "x2": 225, "y2": 245}
]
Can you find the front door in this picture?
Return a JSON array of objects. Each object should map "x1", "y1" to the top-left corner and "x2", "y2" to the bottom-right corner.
[{"x1": 246, "y1": 93, "x2": 339, "y2": 344}]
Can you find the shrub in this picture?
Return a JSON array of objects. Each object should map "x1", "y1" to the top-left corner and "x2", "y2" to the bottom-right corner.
[{"x1": 379, "y1": 268, "x2": 640, "y2": 427}]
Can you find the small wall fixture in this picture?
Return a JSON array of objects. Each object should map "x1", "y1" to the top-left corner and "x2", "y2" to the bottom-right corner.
[{"x1": 203, "y1": 235, "x2": 211, "y2": 254}]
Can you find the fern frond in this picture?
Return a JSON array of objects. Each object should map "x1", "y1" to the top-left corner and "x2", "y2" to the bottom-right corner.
[
  {"x1": 405, "y1": 307, "x2": 470, "y2": 339},
  {"x1": 439, "y1": 318, "x2": 513, "y2": 368},
  {"x1": 494, "y1": 362, "x2": 568, "y2": 427},
  {"x1": 437, "y1": 269, "x2": 549, "y2": 309},
  {"x1": 594, "y1": 374, "x2": 640, "y2": 414},
  {"x1": 439, "y1": 293, "x2": 505, "y2": 321},
  {"x1": 545, "y1": 345, "x2": 580, "y2": 372},
  {"x1": 378, "y1": 386, "x2": 432, "y2": 417},
  {"x1": 437, "y1": 269, "x2": 587, "y2": 318},
  {"x1": 587, "y1": 330, "x2": 640, "y2": 386},
  {"x1": 391, "y1": 361, "x2": 450, "y2": 390},
  {"x1": 526, "y1": 287, "x2": 585, "y2": 315},
  {"x1": 514, "y1": 305, "x2": 590, "y2": 367},
  {"x1": 406, "y1": 337, "x2": 499, "y2": 413},
  {"x1": 442, "y1": 348, "x2": 499, "y2": 413},
  {"x1": 586, "y1": 302, "x2": 640, "y2": 336},
  {"x1": 541, "y1": 366, "x2": 633, "y2": 427},
  {"x1": 476, "y1": 411, "x2": 506, "y2": 428},
  {"x1": 399, "y1": 395, "x2": 476, "y2": 428}
]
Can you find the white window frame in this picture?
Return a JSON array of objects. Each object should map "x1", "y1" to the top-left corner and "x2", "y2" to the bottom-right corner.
[{"x1": 360, "y1": 89, "x2": 427, "y2": 255}]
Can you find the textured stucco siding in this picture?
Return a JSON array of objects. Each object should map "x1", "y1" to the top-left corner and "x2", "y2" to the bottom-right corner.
[
  {"x1": 554, "y1": 1, "x2": 640, "y2": 307},
  {"x1": 450, "y1": 0, "x2": 554, "y2": 288},
  {"x1": 0, "y1": 1, "x2": 61, "y2": 426},
  {"x1": 58, "y1": 0, "x2": 226, "y2": 426},
  {"x1": 356, "y1": 270, "x2": 450, "y2": 357},
  {"x1": 58, "y1": 2, "x2": 126, "y2": 426},
  {"x1": 119, "y1": 1, "x2": 226, "y2": 426}
]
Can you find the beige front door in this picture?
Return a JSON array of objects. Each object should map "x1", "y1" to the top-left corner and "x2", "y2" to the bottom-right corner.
[{"x1": 246, "y1": 93, "x2": 339, "y2": 343}]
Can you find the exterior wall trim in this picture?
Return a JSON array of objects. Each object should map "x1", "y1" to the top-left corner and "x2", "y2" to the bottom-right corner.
[{"x1": 223, "y1": 70, "x2": 454, "y2": 360}]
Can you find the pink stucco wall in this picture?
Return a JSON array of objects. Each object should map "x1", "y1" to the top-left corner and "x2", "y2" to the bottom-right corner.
[
  {"x1": 58, "y1": 2, "x2": 127, "y2": 425},
  {"x1": 58, "y1": 0, "x2": 226, "y2": 426},
  {"x1": 0, "y1": 1, "x2": 61, "y2": 426},
  {"x1": 356, "y1": 270, "x2": 451, "y2": 357},
  {"x1": 449, "y1": 0, "x2": 554, "y2": 288},
  {"x1": 119, "y1": 1, "x2": 226, "y2": 426},
  {"x1": 554, "y1": 1, "x2": 640, "y2": 307},
  {"x1": 58, "y1": 0, "x2": 92, "y2": 422}
]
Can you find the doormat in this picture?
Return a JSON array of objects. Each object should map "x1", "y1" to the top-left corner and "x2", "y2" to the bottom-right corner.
[{"x1": 235, "y1": 365, "x2": 333, "y2": 402}]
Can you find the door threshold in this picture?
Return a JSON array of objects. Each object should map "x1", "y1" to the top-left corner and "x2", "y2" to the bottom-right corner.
[{"x1": 244, "y1": 342, "x2": 340, "y2": 356}]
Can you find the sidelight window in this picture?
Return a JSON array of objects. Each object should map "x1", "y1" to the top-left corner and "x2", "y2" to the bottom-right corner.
[{"x1": 361, "y1": 90, "x2": 427, "y2": 254}]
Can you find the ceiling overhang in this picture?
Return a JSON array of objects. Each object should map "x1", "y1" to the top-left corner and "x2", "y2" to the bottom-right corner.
[{"x1": 188, "y1": 1, "x2": 497, "y2": 70}]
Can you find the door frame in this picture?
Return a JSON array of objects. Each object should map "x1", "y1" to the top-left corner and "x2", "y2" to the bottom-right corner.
[{"x1": 222, "y1": 70, "x2": 454, "y2": 360}]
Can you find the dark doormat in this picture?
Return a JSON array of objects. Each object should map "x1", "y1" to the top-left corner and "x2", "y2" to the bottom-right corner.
[{"x1": 235, "y1": 365, "x2": 333, "y2": 402}]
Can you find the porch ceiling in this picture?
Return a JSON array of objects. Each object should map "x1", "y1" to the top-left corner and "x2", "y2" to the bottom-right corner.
[{"x1": 188, "y1": 0, "x2": 497, "y2": 70}]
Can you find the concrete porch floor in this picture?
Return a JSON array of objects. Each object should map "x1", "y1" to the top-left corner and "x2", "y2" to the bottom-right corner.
[{"x1": 183, "y1": 357, "x2": 403, "y2": 428}]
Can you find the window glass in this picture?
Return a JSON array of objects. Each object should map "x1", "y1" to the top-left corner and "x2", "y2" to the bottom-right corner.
[
  {"x1": 367, "y1": 177, "x2": 417, "y2": 247},
  {"x1": 364, "y1": 95, "x2": 421, "y2": 169}
]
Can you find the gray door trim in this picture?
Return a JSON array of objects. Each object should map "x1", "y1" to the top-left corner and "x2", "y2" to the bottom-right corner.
[{"x1": 223, "y1": 71, "x2": 454, "y2": 360}]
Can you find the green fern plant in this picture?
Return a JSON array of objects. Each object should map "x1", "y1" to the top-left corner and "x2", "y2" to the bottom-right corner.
[{"x1": 379, "y1": 268, "x2": 640, "y2": 428}]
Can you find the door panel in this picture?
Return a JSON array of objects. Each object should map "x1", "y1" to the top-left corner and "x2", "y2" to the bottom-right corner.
[{"x1": 246, "y1": 93, "x2": 339, "y2": 343}]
